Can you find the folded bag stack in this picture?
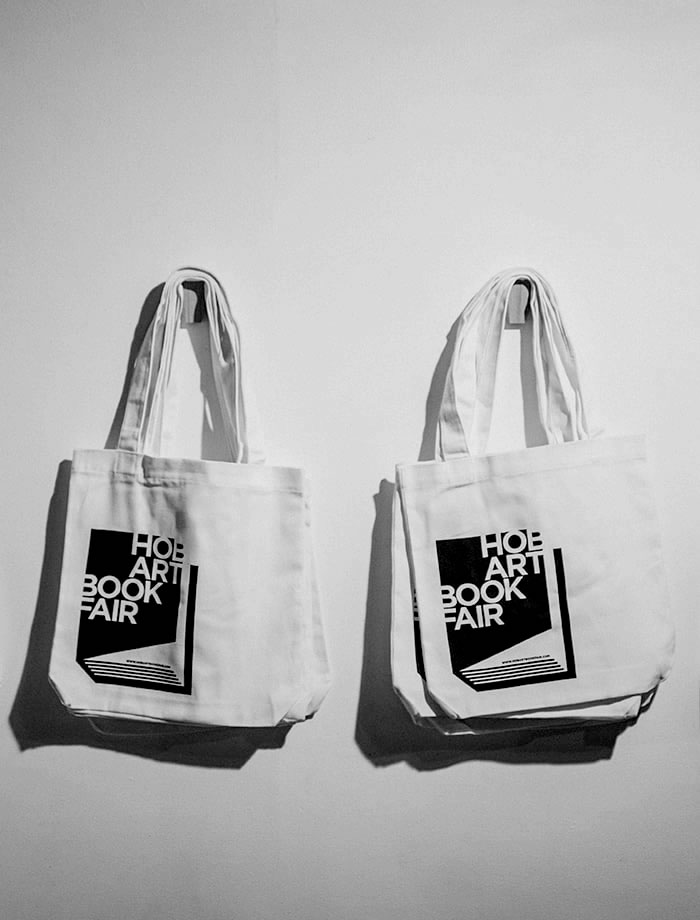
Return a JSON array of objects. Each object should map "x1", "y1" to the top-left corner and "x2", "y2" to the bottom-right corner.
[
  {"x1": 50, "y1": 268, "x2": 330, "y2": 728},
  {"x1": 391, "y1": 268, "x2": 674, "y2": 734}
]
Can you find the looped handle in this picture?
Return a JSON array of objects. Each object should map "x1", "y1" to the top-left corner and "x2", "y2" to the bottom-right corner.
[
  {"x1": 117, "y1": 268, "x2": 265, "y2": 463},
  {"x1": 437, "y1": 268, "x2": 589, "y2": 459}
]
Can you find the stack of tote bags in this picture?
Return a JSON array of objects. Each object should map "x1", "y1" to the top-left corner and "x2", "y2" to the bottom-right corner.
[
  {"x1": 391, "y1": 268, "x2": 674, "y2": 735},
  {"x1": 49, "y1": 268, "x2": 330, "y2": 729}
]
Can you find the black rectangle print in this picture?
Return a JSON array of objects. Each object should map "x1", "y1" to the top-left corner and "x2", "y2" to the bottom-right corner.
[
  {"x1": 435, "y1": 529, "x2": 575, "y2": 689},
  {"x1": 76, "y1": 529, "x2": 196, "y2": 694}
]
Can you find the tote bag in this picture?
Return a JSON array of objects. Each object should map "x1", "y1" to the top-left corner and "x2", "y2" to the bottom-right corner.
[
  {"x1": 395, "y1": 268, "x2": 674, "y2": 722},
  {"x1": 390, "y1": 489, "x2": 648, "y2": 734},
  {"x1": 49, "y1": 268, "x2": 329, "y2": 727}
]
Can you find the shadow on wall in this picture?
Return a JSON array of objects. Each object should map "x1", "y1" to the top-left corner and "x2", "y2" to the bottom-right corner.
[
  {"x1": 354, "y1": 301, "x2": 630, "y2": 769},
  {"x1": 9, "y1": 281, "x2": 292, "y2": 768}
]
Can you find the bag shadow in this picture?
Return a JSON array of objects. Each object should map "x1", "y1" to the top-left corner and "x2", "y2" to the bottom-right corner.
[
  {"x1": 9, "y1": 281, "x2": 293, "y2": 767},
  {"x1": 355, "y1": 309, "x2": 630, "y2": 768}
]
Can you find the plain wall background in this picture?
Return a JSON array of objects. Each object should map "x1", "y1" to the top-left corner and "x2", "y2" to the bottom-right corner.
[{"x1": 2, "y1": 2, "x2": 699, "y2": 918}]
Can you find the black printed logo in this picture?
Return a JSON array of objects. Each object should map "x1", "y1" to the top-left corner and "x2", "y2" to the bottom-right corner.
[
  {"x1": 76, "y1": 530, "x2": 197, "y2": 693},
  {"x1": 435, "y1": 530, "x2": 575, "y2": 690}
]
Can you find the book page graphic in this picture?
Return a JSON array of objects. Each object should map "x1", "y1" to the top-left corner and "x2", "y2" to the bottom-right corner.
[
  {"x1": 76, "y1": 530, "x2": 197, "y2": 694},
  {"x1": 435, "y1": 529, "x2": 575, "y2": 691}
]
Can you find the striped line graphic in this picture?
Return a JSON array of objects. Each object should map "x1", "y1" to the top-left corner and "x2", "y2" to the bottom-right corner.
[
  {"x1": 85, "y1": 664, "x2": 180, "y2": 679},
  {"x1": 87, "y1": 673, "x2": 181, "y2": 686},
  {"x1": 465, "y1": 663, "x2": 564, "y2": 678},
  {"x1": 467, "y1": 666, "x2": 565, "y2": 686},
  {"x1": 85, "y1": 662, "x2": 177, "y2": 672},
  {"x1": 464, "y1": 655, "x2": 562, "y2": 676},
  {"x1": 85, "y1": 672, "x2": 180, "y2": 686},
  {"x1": 84, "y1": 659, "x2": 180, "y2": 684},
  {"x1": 462, "y1": 655, "x2": 565, "y2": 685},
  {"x1": 85, "y1": 658, "x2": 179, "y2": 675}
]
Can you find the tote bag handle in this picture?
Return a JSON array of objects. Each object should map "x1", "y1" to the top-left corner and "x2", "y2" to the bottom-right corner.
[
  {"x1": 437, "y1": 268, "x2": 590, "y2": 459},
  {"x1": 117, "y1": 268, "x2": 264, "y2": 463}
]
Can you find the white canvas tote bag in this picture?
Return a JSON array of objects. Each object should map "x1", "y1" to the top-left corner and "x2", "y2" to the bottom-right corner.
[
  {"x1": 49, "y1": 268, "x2": 329, "y2": 727},
  {"x1": 395, "y1": 268, "x2": 674, "y2": 722},
  {"x1": 390, "y1": 489, "x2": 647, "y2": 734}
]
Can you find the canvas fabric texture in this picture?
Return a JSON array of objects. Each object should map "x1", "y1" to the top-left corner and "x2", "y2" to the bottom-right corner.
[
  {"x1": 49, "y1": 268, "x2": 330, "y2": 728},
  {"x1": 392, "y1": 268, "x2": 674, "y2": 728}
]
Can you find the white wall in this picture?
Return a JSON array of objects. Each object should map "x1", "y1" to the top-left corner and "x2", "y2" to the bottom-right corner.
[{"x1": 2, "y1": 2, "x2": 699, "y2": 918}]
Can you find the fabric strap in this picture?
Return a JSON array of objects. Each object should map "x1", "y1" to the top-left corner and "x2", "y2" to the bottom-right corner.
[
  {"x1": 437, "y1": 267, "x2": 589, "y2": 459},
  {"x1": 117, "y1": 268, "x2": 264, "y2": 463}
]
